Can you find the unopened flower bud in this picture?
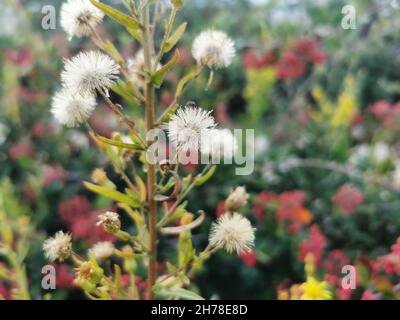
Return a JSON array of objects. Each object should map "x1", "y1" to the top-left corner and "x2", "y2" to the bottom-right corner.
[
  {"x1": 171, "y1": 0, "x2": 185, "y2": 8},
  {"x1": 181, "y1": 212, "x2": 194, "y2": 225},
  {"x1": 97, "y1": 211, "x2": 121, "y2": 234},
  {"x1": 225, "y1": 186, "x2": 249, "y2": 212},
  {"x1": 74, "y1": 259, "x2": 104, "y2": 292},
  {"x1": 91, "y1": 168, "x2": 108, "y2": 185}
]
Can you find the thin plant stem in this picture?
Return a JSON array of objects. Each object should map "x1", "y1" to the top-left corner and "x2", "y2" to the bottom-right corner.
[{"x1": 141, "y1": 2, "x2": 157, "y2": 300}]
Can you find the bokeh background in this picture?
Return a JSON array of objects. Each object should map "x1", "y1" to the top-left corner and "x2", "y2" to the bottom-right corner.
[{"x1": 1, "y1": 0, "x2": 400, "y2": 299}]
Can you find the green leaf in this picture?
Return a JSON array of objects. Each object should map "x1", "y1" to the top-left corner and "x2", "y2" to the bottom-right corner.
[
  {"x1": 96, "y1": 134, "x2": 145, "y2": 151},
  {"x1": 126, "y1": 27, "x2": 143, "y2": 44},
  {"x1": 83, "y1": 182, "x2": 141, "y2": 208},
  {"x1": 104, "y1": 41, "x2": 125, "y2": 67},
  {"x1": 151, "y1": 49, "x2": 180, "y2": 87},
  {"x1": 164, "y1": 22, "x2": 187, "y2": 53},
  {"x1": 174, "y1": 68, "x2": 201, "y2": 99},
  {"x1": 90, "y1": 0, "x2": 141, "y2": 30},
  {"x1": 157, "y1": 287, "x2": 205, "y2": 300},
  {"x1": 194, "y1": 165, "x2": 217, "y2": 186}
]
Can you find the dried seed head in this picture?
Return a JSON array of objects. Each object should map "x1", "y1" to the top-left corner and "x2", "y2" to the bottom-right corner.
[
  {"x1": 225, "y1": 186, "x2": 249, "y2": 212},
  {"x1": 97, "y1": 211, "x2": 121, "y2": 234}
]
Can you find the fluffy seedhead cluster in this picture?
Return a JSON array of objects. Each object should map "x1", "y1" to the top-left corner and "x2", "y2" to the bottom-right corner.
[{"x1": 45, "y1": 0, "x2": 255, "y2": 300}]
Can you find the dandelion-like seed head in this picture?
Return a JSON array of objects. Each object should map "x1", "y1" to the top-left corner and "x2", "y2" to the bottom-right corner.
[
  {"x1": 192, "y1": 30, "x2": 235, "y2": 68},
  {"x1": 127, "y1": 49, "x2": 161, "y2": 87},
  {"x1": 61, "y1": 51, "x2": 120, "y2": 96},
  {"x1": 167, "y1": 106, "x2": 216, "y2": 151},
  {"x1": 209, "y1": 212, "x2": 255, "y2": 254},
  {"x1": 43, "y1": 231, "x2": 72, "y2": 262},
  {"x1": 51, "y1": 88, "x2": 96, "y2": 127},
  {"x1": 201, "y1": 128, "x2": 238, "y2": 160},
  {"x1": 97, "y1": 211, "x2": 121, "y2": 234},
  {"x1": 60, "y1": 0, "x2": 104, "y2": 41},
  {"x1": 89, "y1": 241, "x2": 115, "y2": 260}
]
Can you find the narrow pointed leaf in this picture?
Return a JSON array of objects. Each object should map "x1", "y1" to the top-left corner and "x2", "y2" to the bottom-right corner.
[
  {"x1": 164, "y1": 22, "x2": 187, "y2": 53},
  {"x1": 151, "y1": 49, "x2": 180, "y2": 87},
  {"x1": 90, "y1": 0, "x2": 141, "y2": 29},
  {"x1": 83, "y1": 182, "x2": 141, "y2": 208}
]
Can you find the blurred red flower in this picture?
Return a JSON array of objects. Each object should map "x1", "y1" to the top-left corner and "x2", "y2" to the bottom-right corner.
[
  {"x1": 332, "y1": 184, "x2": 364, "y2": 215},
  {"x1": 239, "y1": 250, "x2": 257, "y2": 267},
  {"x1": 9, "y1": 142, "x2": 34, "y2": 160},
  {"x1": 299, "y1": 224, "x2": 327, "y2": 266},
  {"x1": 252, "y1": 191, "x2": 277, "y2": 221},
  {"x1": 243, "y1": 49, "x2": 275, "y2": 69},
  {"x1": 276, "y1": 51, "x2": 305, "y2": 81},
  {"x1": 43, "y1": 165, "x2": 68, "y2": 187}
]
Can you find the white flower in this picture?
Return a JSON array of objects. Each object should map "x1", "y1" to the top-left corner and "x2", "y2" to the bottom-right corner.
[
  {"x1": 167, "y1": 106, "x2": 216, "y2": 151},
  {"x1": 201, "y1": 128, "x2": 238, "y2": 160},
  {"x1": 43, "y1": 231, "x2": 72, "y2": 262},
  {"x1": 127, "y1": 49, "x2": 161, "y2": 86},
  {"x1": 192, "y1": 30, "x2": 235, "y2": 68},
  {"x1": 89, "y1": 241, "x2": 115, "y2": 260},
  {"x1": 51, "y1": 88, "x2": 96, "y2": 127},
  {"x1": 60, "y1": 0, "x2": 104, "y2": 41},
  {"x1": 373, "y1": 142, "x2": 391, "y2": 164},
  {"x1": 61, "y1": 50, "x2": 120, "y2": 96},
  {"x1": 209, "y1": 212, "x2": 255, "y2": 254}
]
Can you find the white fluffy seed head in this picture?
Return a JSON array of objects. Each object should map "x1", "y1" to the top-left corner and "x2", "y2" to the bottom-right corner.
[
  {"x1": 43, "y1": 231, "x2": 72, "y2": 262},
  {"x1": 89, "y1": 241, "x2": 115, "y2": 260},
  {"x1": 167, "y1": 106, "x2": 216, "y2": 151},
  {"x1": 209, "y1": 212, "x2": 255, "y2": 254},
  {"x1": 60, "y1": 0, "x2": 104, "y2": 41},
  {"x1": 192, "y1": 30, "x2": 236, "y2": 68},
  {"x1": 61, "y1": 51, "x2": 120, "y2": 96},
  {"x1": 127, "y1": 49, "x2": 161, "y2": 87},
  {"x1": 51, "y1": 88, "x2": 97, "y2": 127},
  {"x1": 201, "y1": 128, "x2": 238, "y2": 159}
]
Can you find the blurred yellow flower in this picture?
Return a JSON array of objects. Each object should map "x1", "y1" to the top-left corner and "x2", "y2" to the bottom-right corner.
[
  {"x1": 311, "y1": 76, "x2": 358, "y2": 128},
  {"x1": 300, "y1": 276, "x2": 332, "y2": 300}
]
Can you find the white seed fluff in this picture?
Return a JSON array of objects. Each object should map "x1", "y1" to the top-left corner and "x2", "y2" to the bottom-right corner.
[
  {"x1": 89, "y1": 241, "x2": 115, "y2": 260},
  {"x1": 61, "y1": 50, "x2": 120, "y2": 96},
  {"x1": 127, "y1": 49, "x2": 161, "y2": 86},
  {"x1": 201, "y1": 128, "x2": 238, "y2": 160},
  {"x1": 60, "y1": 0, "x2": 104, "y2": 41},
  {"x1": 209, "y1": 212, "x2": 255, "y2": 254},
  {"x1": 192, "y1": 30, "x2": 236, "y2": 68},
  {"x1": 167, "y1": 107, "x2": 216, "y2": 151},
  {"x1": 43, "y1": 231, "x2": 72, "y2": 262},
  {"x1": 51, "y1": 88, "x2": 97, "y2": 127}
]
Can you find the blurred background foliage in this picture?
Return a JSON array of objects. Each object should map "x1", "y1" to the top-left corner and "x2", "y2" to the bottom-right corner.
[{"x1": 1, "y1": 0, "x2": 400, "y2": 299}]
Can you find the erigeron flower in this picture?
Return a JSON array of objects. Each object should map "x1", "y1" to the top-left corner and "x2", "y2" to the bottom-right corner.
[
  {"x1": 51, "y1": 88, "x2": 96, "y2": 127},
  {"x1": 201, "y1": 128, "x2": 238, "y2": 160},
  {"x1": 89, "y1": 241, "x2": 115, "y2": 260},
  {"x1": 209, "y1": 212, "x2": 255, "y2": 254},
  {"x1": 225, "y1": 186, "x2": 249, "y2": 212},
  {"x1": 61, "y1": 50, "x2": 120, "y2": 96},
  {"x1": 192, "y1": 30, "x2": 235, "y2": 68},
  {"x1": 60, "y1": 0, "x2": 104, "y2": 41},
  {"x1": 127, "y1": 49, "x2": 162, "y2": 86},
  {"x1": 167, "y1": 106, "x2": 216, "y2": 151},
  {"x1": 43, "y1": 231, "x2": 72, "y2": 262},
  {"x1": 300, "y1": 276, "x2": 332, "y2": 300},
  {"x1": 97, "y1": 211, "x2": 121, "y2": 234}
]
